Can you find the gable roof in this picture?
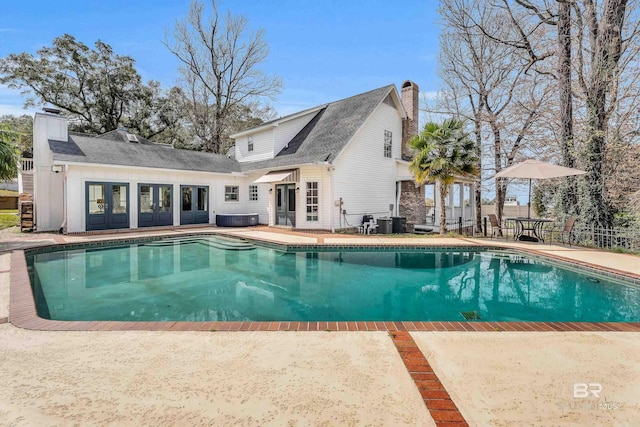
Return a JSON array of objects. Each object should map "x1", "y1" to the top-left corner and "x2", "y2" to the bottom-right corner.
[
  {"x1": 238, "y1": 84, "x2": 397, "y2": 171},
  {"x1": 46, "y1": 83, "x2": 400, "y2": 174},
  {"x1": 229, "y1": 105, "x2": 325, "y2": 139},
  {"x1": 50, "y1": 133, "x2": 240, "y2": 173}
]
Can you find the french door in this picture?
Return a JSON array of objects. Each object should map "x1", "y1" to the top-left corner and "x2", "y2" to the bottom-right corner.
[
  {"x1": 180, "y1": 185, "x2": 209, "y2": 225},
  {"x1": 275, "y1": 183, "x2": 296, "y2": 226},
  {"x1": 138, "y1": 184, "x2": 173, "y2": 227},
  {"x1": 86, "y1": 182, "x2": 130, "y2": 231}
]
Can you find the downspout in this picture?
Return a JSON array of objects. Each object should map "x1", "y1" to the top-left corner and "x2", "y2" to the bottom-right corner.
[
  {"x1": 59, "y1": 165, "x2": 68, "y2": 233},
  {"x1": 395, "y1": 181, "x2": 401, "y2": 217},
  {"x1": 328, "y1": 166, "x2": 335, "y2": 233}
]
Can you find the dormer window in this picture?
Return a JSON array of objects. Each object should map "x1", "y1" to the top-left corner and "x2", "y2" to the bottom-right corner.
[
  {"x1": 248, "y1": 136, "x2": 254, "y2": 152},
  {"x1": 384, "y1": 130, "x2": 392, "y2": 158}
]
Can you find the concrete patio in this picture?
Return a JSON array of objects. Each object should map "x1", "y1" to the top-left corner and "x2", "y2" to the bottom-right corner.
[{"x1": 1, "y1": 226, "x2": 639, "y2": 425}]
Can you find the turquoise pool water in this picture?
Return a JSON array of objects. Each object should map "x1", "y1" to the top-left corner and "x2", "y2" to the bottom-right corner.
[{"x1": 28, "y1": 236, "x2": 640, "y2": 322}]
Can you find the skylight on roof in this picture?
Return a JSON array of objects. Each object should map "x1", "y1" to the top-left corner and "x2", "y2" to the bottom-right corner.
[{"x1": 126, "y1": 133, "x2": 139, "y2": 143}]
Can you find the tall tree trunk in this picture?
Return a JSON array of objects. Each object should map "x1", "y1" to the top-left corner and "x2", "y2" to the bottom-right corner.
[
  {"x1": 579, "y1": 0, "x2": 627, "y2": 229},
  {"x1": 490, "y1": 120, "x2": 505, "y2": 228},
  {"x1": 439, "y1": 182, "x2": 448, "y2": 234},
  {"x1": 556, "y1": 0, "x2": 579, "y2": 216},
  {"x1": 473, "y1": 102, "x2": 483, "y2": 232},
  {"x1": 581, "y1": 97, "x2": 611, "y2": 228}
]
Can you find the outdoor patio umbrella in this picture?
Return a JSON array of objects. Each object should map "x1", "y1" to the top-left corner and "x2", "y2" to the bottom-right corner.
[{"x1": 495, "y1": 159, "x2": 587, "y2": 218}]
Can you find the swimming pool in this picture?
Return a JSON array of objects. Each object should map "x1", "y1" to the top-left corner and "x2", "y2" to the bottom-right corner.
[{"x1": 27, "y1": 236, "x2": 640, "y2": 323}]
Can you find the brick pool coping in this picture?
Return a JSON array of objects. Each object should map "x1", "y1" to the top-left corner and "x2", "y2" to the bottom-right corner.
[
  {"x1": 9, "y1": 235, "x2": 640, "y2": 332},
  {"x1": 391, "y1": 331, "x2": 468, "y2": 426}
]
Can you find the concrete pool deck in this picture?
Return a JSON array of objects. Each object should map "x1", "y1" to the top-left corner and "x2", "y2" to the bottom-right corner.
[{"x1": 1, "y1": 226, "x2": 640, "y2": 425}]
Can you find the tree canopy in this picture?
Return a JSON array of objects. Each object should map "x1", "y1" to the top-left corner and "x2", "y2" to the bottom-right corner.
[
  {"x1": 165, "y1": 0, "x2": 281, "y2": 153},
  {"x1": 437, "y1": 0, "x2": 639, "y2": 229},
  {"x1": 0, "y1": 34, "x2": 177, "y2": 139},
  {"x1": 0, "y1": 124, "x2": 19, "y2": 181},
  {"x1": 0, "y1": 114, "x2": 32, "y2": 156},
  {"x1": 409, "y1": 119, "x2": 478, "y2": 234}
]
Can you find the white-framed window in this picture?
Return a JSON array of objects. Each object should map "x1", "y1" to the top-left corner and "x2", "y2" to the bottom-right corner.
[
  {"x1": 384, "y1": 130, "x2": 392, "y2": 158},
  {"x1": 306, "y1": 182, "x2": 319, "y2": 221},
  {"x1": 225, "y1": 185, "x2": 239, "y2": 202},
  {"x1": 249, "y1": 185, "x2": 258, "y2": 201},
  {"x1": 248, "y1": 136, "x2": 254, "y2": 152}
]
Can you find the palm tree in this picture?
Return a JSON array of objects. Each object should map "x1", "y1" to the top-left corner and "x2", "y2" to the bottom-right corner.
[
  {"x1": 0, "y1": 124, "x2": 19, "y2": 181},
  {"x1": 409, "y1": 119, "x2": 478, "y2": 234}
]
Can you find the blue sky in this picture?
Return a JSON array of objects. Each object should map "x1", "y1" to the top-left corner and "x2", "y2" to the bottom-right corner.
[
  {"x1": 0, "y1": 0, "x2": 531, "y2": 201},
  {"x1": 0, "y1": 0, "x2": 441, "y2": 118}
]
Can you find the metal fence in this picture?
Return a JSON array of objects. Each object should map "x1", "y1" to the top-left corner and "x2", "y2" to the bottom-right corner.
[
  {"x1": 569, "y1": 224, "x2": 640, "y2": 253},
  {"x1": 442, "y1": 218, "x2": 476, "y2": 236},
  {"x1": 362, "y1": 214, "x2": 640, "y2": 250},
  {"x1": 484, "y1": 218, "x2": 640, "y2": 253}
]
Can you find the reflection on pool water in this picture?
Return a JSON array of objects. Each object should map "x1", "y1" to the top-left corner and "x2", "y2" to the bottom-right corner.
[{"x1": 28, "y1": 236, "x2": 640, "y2": 322}]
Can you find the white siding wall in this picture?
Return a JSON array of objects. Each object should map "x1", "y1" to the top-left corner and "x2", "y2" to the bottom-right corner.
[
  {"x1": 234, "y1": 129, "x2": 274, "y2": 163},
  {"x1": 33, "y1": 113, "x2": 68, "y2": 231},
  {"x1": 64, "y1": 165, "x2": 249, "y2": 233},
  {"x1": 219, "y1": 172, "x2": 270, "y2": 224},
  {"x1": 273, "y1": 112, "x2": 317, "y2": 155},
  {"x1": 297, "y1": 165, "x2": 333, "y2": 230},
  {"x1": 234, "y1": 111, "x2": 317, "y2": 163},
  {"x1": 332, "y1": 102, "x2": 403, "y2": 229}
]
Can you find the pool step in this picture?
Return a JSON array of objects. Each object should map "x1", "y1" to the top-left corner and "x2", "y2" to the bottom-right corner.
[{"x1": 142, "y1": 236, "x2": 256, "y2": 251}]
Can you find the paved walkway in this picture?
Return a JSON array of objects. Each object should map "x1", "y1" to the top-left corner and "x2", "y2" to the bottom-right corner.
[{"x1": 2, "y1": 225, "x2": 640, "y2": 425}]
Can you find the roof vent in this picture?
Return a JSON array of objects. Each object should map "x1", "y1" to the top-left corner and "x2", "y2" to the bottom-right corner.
[
  {"x1": 43, "y1": 107, "x2": 61, "y2": 115},
  {"x1": 126, "y1": 133, "x2": 139, "y2": 143}
]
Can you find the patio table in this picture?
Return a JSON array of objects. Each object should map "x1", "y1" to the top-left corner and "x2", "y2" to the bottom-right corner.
[{"x1": 505, "y1": 217, "x2": 553, "y2": 243}]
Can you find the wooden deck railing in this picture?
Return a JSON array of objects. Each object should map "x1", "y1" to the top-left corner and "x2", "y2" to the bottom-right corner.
[{"x1": 21, "y1": 158, "x2": 34, "y2": 171}]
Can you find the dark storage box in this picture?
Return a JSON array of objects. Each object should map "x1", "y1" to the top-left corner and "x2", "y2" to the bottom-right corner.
[
  {"x1": 376, "y1": 218, "x2": 392, "y2": 234},
  {"x1": 391, "y1": 216, "x2": 407, "y2": 233}
]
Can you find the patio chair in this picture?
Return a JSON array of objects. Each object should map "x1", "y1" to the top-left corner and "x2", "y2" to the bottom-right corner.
[
  {"x1": 487, "y1": 214, "x2": 505, "y2": 239},
  {"x1": 359, "y1": 215, "x2": 378, "y2": 235},
  {"x1": 548, "y1": 216, "x2": 577, "y2": 246}
]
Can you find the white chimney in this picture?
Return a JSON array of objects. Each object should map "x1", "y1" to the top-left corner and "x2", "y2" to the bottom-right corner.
[{"x1": 33, "y1": 110, "x2": 68, "y2": 231}]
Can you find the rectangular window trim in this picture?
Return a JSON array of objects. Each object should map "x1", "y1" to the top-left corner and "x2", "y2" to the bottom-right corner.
[
  {"x1": 249, "y1": 185, "x2": 258, "y2": 201},
  {"x1": 384, "y1": 130, "x2": 392, "y2": 158},
  {"x1": 225, "y1": 185, "x2": 239, "y2": 202},
  {"x1": 306, "y1": 181, "x2": 319, "y2": 222},
  {"x1": 248, "y1": 136, "x2": 254, "y2": 152}
]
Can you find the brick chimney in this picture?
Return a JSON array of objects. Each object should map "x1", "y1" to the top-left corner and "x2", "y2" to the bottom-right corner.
[
  {"x1": 401, "y1": 80, "x2": 419, "y2": 159},
  {"x1": 398, "y1": 80, "x2": 426, "y2": 232}
]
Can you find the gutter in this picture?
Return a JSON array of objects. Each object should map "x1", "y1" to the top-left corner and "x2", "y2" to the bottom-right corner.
[{"x1": 52, "y1": 160, "x2": 242, "y2": 176}]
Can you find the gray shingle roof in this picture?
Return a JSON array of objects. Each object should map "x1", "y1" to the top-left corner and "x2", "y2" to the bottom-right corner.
[
  {"x1": 48, "y1": 84, "x2": 396, "y2": 175},
  {"x1": 50, "y1": 134, "x2": 240, "y2": 173},
  {"x1": 239, "y1": 84, "x2": 395, "y2": 171}
]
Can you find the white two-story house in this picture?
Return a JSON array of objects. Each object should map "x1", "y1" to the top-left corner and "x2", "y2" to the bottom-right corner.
[{"x1": 26, "y1": 80, "x2": 473, "y2": 233}]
